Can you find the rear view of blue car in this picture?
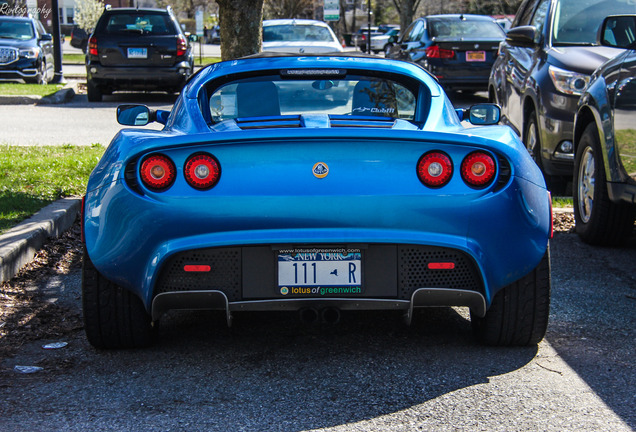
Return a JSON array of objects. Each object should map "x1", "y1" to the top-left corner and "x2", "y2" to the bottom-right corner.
[{"x1": 81, "y1": 54, "x2": 552, "y2": 349}]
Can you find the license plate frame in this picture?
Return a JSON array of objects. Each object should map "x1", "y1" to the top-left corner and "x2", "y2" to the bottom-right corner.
[
  {"x1": 466, "y1": 50, "x2": 486, "y2": 62},
  {"x1": 277, "y1": 248, "x2": 363, "y2": 296},
  {"x1": 127, "y1": 47, "x2": 148, "y2": 59}
]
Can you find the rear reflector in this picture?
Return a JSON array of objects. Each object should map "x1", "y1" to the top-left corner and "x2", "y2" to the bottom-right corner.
[
  {"x1": 184, "y1": 265, "x2": 211, "y2": 272},
  {"x1": 428, "y1": 262, "x2": 456, "y2": 270}
]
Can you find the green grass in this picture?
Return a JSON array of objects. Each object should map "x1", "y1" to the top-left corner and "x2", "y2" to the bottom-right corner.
[
  {"x1": 0, "y1": 144, "x2": 105, "y2": 234},
  {"x1": 552, "y1": 196, "x2": 573, "y2": 208},
  {"x1": 62, "y1": 53, "x2": 221, "y2": 66},
  {"x1": 0, "y1": 83, "x2": 66, "y2": 97}
]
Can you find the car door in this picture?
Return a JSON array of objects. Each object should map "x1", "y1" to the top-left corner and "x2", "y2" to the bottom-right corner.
[
  {"x1": 391, "y1": 19, "x2": 426, "y2": 63},
  {"x1": 614, "y1": 50, "x2": 636, "y2": 184},
  {"x1": 35, "y1": 20, "x2": 53, "y2": 72}
]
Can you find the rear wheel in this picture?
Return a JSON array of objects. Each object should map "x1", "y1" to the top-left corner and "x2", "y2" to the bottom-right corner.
[
  {"x1": 573, "y1": 123, "x2": 635, "y2": 246},
  {"x1": 82, "y1": 249, "x2": 154, "y2": 349},
  {"x1": 471, "y1": 249, "x2": 551, "y2": 346},
  {"x1": 86, "y1": 79, "x2": 103, "y2": 102}
]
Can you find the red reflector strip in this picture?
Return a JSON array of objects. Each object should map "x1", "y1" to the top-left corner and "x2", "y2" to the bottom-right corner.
[
  {"x1": 184, "y1": 265, "x2": 211, "y2": 272},
  {"x1": 428, "y1": 262, "x2": 455, "y2": 270}
]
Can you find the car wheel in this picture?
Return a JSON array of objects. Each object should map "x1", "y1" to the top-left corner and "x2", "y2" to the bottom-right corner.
[
  {"x1": 525, "y1": 112, "x2": 567, "y2": 194},
  {"x1": 383, "y1": 43, "x2": 393, "y2": 57},
  {"x1": 86, "y1": 80, "x2": 103, "y2": 102},
  {"x1": 82, "y1": 249, "x2": 154, "y2": 349},
  {"x1": 471, "y1": 249, "x2": 550, "y2": 346},
  {"x1": 37, "y1": 60, "x2": 49, "y2": 85},
  {"x1": 573, "y1": 123, "x2": 635, "y2": 246}
]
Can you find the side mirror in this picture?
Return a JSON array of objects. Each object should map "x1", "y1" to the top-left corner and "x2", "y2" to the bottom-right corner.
[
  {"x1": 457, "y1": 104, "x2": 501, "y2": 125},
  {"x1": 40, "y1": 33, "x2": 53, "y2": 41},
  {"x1": 600, "y1": 15, "x2": 636, "y2": 49},
  {"x1": 505, "y1": 25, "x2": 539, "y2": 47},
  {"x1": 117, "y1": 105, "x2": 152, "y2": 126}
]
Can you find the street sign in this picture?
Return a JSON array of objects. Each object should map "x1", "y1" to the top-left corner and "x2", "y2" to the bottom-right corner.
[{"x1": 324, "y1": 0, "x2": 340, "y2": 21}]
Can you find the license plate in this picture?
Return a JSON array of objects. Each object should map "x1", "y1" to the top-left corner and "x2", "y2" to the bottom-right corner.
[
  {"x1": 127, "y1": 48, "x2": 147, "y2": 59},
  {"x1": 278, "y1": 248, "x2": 362, "y2": 295},
  {"x1": 466, "y1": 50, "x2": 486, "y2": 62}
]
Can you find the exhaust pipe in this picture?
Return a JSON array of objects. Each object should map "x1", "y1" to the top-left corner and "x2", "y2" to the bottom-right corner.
[
  {"x1": 321, "y1": 307, "x2": 341, "y2": 325},
  {"x1": 299, "y1": 307, "x2": 319, "y2": 325}
]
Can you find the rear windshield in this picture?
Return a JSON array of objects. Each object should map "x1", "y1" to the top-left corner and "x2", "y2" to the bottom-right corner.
[
  {"x1": 428, "y1": 18, "x2": 505, "y2": 38},
  {"x1": 0, "y1": 19, "x2": 34, "y2": 40},
  {"x1": 99, "y1": 13, "x2": 176, "y2": 35},
  {"x1": 263, "y1": 24, "x2": 336, "y2": 43},
  {"x1": 552, "y1": 0, "x2": 636, "y2": 45},
  {"x1": 206, "y1": 74, "x2": 417, "y2": 123}
]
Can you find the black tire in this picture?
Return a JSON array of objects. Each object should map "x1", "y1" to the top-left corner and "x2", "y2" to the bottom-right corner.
[
  {"x1": 82, "y1": 249, "x2": 154, "y2": 349},
  {"x1": 86, "y1": 80, "x2": 103, "y2": 102},
  {"x1": 524, "y1": 111, "x2": 567, "y2": 195},
  {"x1": 573, "y1": 123, "x2": 635, "y2": 246},
  {"x1": 471, "y1": 249, "x2": 551, "y2": 346}
]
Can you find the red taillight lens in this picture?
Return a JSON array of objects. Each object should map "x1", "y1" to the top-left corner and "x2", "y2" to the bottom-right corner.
[
  {"x1": 417, "y1": 152, "x2": 453, "y2": 188},
  {"x1": 184, "y1": 153, "x2": 220, "y2": 190},
  {"x1": 177, "y1": 34, "x2": 187, "y2": 57},
  {"x1": 426, "y1": 45, "x2": 455, "y2": 59},
  {"x1": 140, "y1": 154, "x2": 176, "y2": 191},
  {"x1": 88, "y1": 36, "x2": 98, "y2": 56},
  {"x1": 461, "y1": 152, "x2": 496, "y2": 187}
]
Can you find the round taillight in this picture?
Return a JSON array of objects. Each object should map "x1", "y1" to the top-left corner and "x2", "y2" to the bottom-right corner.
[
  {"x1": 184, "y1": 153, "x2": 220, "y2": 190},
  {"x1": 140, "y1": 154, "x2": 176, "y2": 191},
  {"x1": 461, "y1": 152, "x2": 496, "y2": 187},
  {"x1": 417, "y1": 152, "x2": 453, "y2": 188}
]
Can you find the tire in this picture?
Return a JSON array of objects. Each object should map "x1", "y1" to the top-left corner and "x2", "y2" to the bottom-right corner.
[
  {"x1": 82, "y1": 249, "x2": 154, "y2": 349},
  {"x1": 471, "y1": 249, "x2": 551, "y2": 346},
  {"x1": 24, "y1": 60, "x2": 48, "y2": 84},
  {"x1": 524, "y1": 111, "x2": 567, "y2": 195},
  {"x1": 86, "y1": 80, "x2": 103, "y2": 102},
  {"x1": 573, "y1": 123, "x2": 635, "y2": 246},
  {"x1": 383, "y1": 43, "x2": 393, "y2": 57}
]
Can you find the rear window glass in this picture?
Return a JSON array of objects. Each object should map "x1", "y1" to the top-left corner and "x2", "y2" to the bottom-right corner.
[
  {"x1": 100, "y1": 13, "x2": 175, "y2": 35},
  {"x1": 206, "y1": 75, "x2": 417, "y2": 123},
  {"x1": 428, "y1": 19, "x2": 505, "y2": 38},
  {"x1": 263, "y1": 24, "x2": 336, "y2": 43}
]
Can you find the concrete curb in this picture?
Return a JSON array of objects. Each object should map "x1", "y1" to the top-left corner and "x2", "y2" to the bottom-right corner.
[
  {"x1": 0, "y1": 198, "x2": 81, "y2": 284},
  {"x1": 0, "y1": 83, "x2": 76, "y2": 106}
]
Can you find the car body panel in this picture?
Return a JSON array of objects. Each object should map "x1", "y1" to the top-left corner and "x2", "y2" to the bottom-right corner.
[{"x1": 83, "y1": 55, "x2": 550, "y2": 321}]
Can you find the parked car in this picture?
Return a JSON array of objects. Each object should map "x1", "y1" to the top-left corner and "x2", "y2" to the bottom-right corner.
[
  {"x1": 81, "y1": 53, "x2": 552, "y2": 349},
  {"x1": 85, "y1": 6, "x2": 194, "y2": 102},
  {"x1": 350, "y1": 26, "x2": 382, "y2": 50},
  {"x1": 572, "y1": 15, "x2": 636, "y2": 246},
  {"x1": 70, "y1": 25, "x2": 88, "y2": 53},
  {"x1": 262, "y1": 19, "x2": 343, "y2": 54},
  {"x1": 370, "y1": 27, "x2": 400, "y2": 55},
  {"x1": 489, "y1": 0, "x2": 635, "y2": 193},
  {"x1": 0, "y1": 15, "x2": 53, "y2": 84},
  {"x1": 387, "y1": 14, "x2": 505, "y2": 93}
]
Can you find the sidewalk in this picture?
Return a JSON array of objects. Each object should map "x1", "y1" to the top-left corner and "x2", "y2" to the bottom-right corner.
[{"x1": 0, "y1": 198, "x2": 80, "y2": 284}]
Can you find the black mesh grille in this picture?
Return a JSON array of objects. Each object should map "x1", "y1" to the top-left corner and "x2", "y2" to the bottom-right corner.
[
  {"x1": 397, "y1": 246, "x2": 483, "y2": 300},
  {"x1": 156, "y1": 248, "x2": 241, "y2": 301}
]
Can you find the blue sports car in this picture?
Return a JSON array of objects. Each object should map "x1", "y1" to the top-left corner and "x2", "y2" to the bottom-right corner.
[{"x1": 81, "y1": 53, "x2": 552, "y2": 349}]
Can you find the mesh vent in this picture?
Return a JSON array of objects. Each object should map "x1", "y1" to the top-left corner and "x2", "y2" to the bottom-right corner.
[
  {"x1": 124, "y1": 157, "x2": 144, "y2": 196},
  {"x1": 329, "y1": 115, "x2": 396, "y2": 128},
  {"x1": 397, "y1": 246, "x2": 483, "y2": 299},
  {"x1": 156, "y1": 248, "x2": 241, "y2": 301}
]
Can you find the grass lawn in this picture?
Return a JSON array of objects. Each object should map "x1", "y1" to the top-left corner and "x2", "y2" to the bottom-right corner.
[
  {"x1": 0, "y1": 144, "x2": 105, "y2": 234},
  {"x1": 0, "y1": 83, "x2": 66, "y2": 97},
  {"x1": 62, "y1": 53, "x2": 220, "y2": 66}
]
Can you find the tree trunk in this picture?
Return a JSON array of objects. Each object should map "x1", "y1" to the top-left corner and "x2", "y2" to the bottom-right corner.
[{"x1": 216, "y1": 0, "x2": 265, "y2": 61}]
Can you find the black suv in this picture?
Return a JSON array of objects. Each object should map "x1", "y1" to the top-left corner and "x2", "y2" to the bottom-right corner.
[
  {"x1": 86, "y1": 6, "x2": 193, "y2": 102},
  {"x1": 489, "y1": 0, "x2": 635, "y2": 192},
  {"x1": 0, "y1": 15, "x2": 53, "y2": 84}
]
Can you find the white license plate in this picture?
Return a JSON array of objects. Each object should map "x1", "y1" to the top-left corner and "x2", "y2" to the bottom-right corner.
[
  {"x1": 466, "y1": 50, "x2": 486, "y2": 62},
  {"x1": 127, "y1": 48, "x2": 148, "y2": 59},
  {"x1": 278, "y1": 249, "x2": 362, "y2": 289}
]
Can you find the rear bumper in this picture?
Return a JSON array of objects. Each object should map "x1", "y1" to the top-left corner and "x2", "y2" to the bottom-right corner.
[{"x1": 86, "y1": 61, "x2": 191, "y2": 89}]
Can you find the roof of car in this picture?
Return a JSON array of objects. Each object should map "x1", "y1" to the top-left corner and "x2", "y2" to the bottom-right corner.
[
  {"x1": 424, "y1": 14, "x2": 499, "y2": 21},
  {"x1": 102, "y1": 7, "x2": 171, "y2": 14},
  {"x1": 263, "y1": 19, "x2": 331, "y2": 27}
]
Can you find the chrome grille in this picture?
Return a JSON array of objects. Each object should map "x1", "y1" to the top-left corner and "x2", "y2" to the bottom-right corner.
[{"x1": 0, "y1": 47, "x2": 18, "y2": 65}]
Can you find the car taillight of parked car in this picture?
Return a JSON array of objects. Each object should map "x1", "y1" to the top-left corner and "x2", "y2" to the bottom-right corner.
[
  {"x1": 426, "y1": 45, "x2": 455, "y2": 59},
  {"x1": 88, "y1": 36, "x2": 98, "y2": 56},
  {"x1": 177, "y1": 34, "x2": 187, "y2": 57}
]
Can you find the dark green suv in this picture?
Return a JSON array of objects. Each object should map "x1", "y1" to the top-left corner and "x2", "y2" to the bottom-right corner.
[{"x1": 85, "y1": 6, "x2": 193, "y2": 102}]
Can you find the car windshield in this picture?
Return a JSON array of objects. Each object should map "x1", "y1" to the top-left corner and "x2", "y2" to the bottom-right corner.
[
  {"x1": 552, "y1": 0, "x2": 636, "y2": 45},
  {"x1": 428, "y1": 18, "x2": 505, "y2": 38},
  {"x1": 0, "y1": 19, "x2": 34, "y2": 40},
  {"x1": 101, "y1": 13, "x2": 175, "y2": 35},
  {"x1": 263, "y1": 24, "x2": 336, "y2": 42},
  {"x1": 207, "y1": 75, "x2": 417, "y2": 122}
]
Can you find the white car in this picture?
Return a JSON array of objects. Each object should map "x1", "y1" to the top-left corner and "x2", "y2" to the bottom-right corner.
[
  {"x1": 262, "y1": 19, "x2": 343, "y2": 54},
  {"x1": 370, "y1": 28, "x2": 400, "y2": 55}
]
